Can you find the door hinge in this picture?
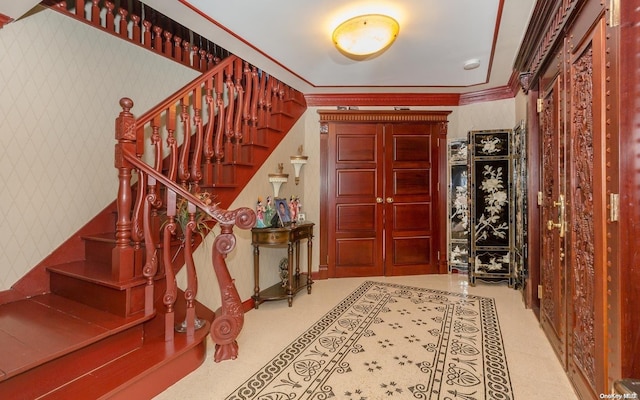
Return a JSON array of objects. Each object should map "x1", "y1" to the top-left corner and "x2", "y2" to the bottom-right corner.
[
  {"x1": 536, "y1": 98, "x2": 544, "y2": 113},
  {"x1": 537, "y1": 285, "x2": 543, "y2": 299},
  {"x1": 537, "y1": 191, "x2": 543, "y2": 206},
  {"x1": 610, "y1": 193, "x2": 620, "y2": 222}
]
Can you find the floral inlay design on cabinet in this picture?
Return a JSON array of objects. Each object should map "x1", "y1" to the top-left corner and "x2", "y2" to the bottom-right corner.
[{"x1": 469, "y1": 130, "x2": 514, "y2": 286}]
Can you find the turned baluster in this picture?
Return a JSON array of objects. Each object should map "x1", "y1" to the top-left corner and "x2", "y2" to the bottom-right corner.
[
  {"x1": 190, "y1": 86, "x2": 204, "y2": 191},
  {"x1": 173, "y1": 36, "x2": 182, "y2": 63},
  {"x1": 153, "y1": 26, "x2": 163, "y2": 54},
  {"x1": 257, "y1": 71, "x2": 267, "y2": 129},
  {"x1": 163, "y1": 189, "x2": 178, "y2": 342},
  {"x1": 105, "y1": 2, "x2": 115, "y2": 31},
  {"x1": 182, "y1": 41, "x2": 191, "y2": 66},
  {"x1": 182, "y1": 202, "x2": 199, "y2": 338},
  {"x1": 199, "y1": 49, "x2": 207, "y2": 72},
  {"x1": 142, "y1": 176, "x2": 159, "y2": 316},
  {"x1": 213, "y1": 71, "x2": 225, "y2": 178},
  {"x1": 178, "y1": 95, "x2": 191, "y2": 188},
  {"x1": 242, "y1": 62, "x2": 252, "y2": 141},
  {"x1": 223, "y1": 65, "x2": 235, "y2": 163},
  {"x1": 202, "y1": 79, "x2": 215, "y2": 185},
  {"x1": 131, "y1": 14, "x2": 141, "y2": 44},
  {"x1": 233, "y1": 59, "x2": 244, "y2": 162},
  {"x1": 118, "y1": 7, "x2": 128, "y2": 38},
  {"x1": 166, "y1": 105, "x2": 178, "y2": 183},
  {"x1": 75, "y1": 0, "x2": 84, "y2": 20},
  {"x1": 151, "y1": 115, "x2": 163, "y2": 211},
  {"x1": 163, "y1": 31, "x2": 173, "y2": 58},
  {"x1": 91, "y1": 0, "x2": 100, "y2": 24},
  {"x1": 251, "y1": 67, "x2": 259, "y2": 141},
  {"x1": 142, "y1": 20, "x2": 152, "y2": 50}
]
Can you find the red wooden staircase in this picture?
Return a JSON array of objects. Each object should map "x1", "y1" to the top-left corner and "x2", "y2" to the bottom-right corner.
[{"x1": 0, "y1": 2, "x2": 307, "y2": 398}]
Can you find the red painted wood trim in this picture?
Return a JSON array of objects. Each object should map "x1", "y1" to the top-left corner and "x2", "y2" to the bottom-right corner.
[
  {"x1": 0, "y1": 13, "x2": 13, "y2": 29},
  {"x1": 305, "y1": 93, "x2": 460, "y2": 107},
  {"x1": 458, "y1": 85, "x2": 515, "y2": 105}
]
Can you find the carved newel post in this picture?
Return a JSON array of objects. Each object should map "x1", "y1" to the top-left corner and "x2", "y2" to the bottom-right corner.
[
  {"x1": 113, "y1": 98, "x2": 136, "y2": 282},
  {"x1": 209, "y1": 206, "x2": 256, "y2": 362}
]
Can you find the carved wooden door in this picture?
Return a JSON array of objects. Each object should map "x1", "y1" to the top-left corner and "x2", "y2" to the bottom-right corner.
[
  {"x1": 564, "y1": 17, "x2": 608, "y2": 399},
  {"x1": 540, "y1": 16, "x2": 609, "y2": 399},
  {"x1": 539, "y1": 75, "x2": 568, "y2": 367}
]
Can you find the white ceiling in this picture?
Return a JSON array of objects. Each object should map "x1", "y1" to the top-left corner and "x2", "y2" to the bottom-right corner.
[
  {"x1": 156, "y1": 0, "x2": 536, "y2": 95},
  {"x1": 2, "y1": 0, "x2": 536, "y2": 95}
]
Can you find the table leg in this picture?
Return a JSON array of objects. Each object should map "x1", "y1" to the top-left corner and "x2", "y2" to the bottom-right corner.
[
  {"x1": 287, "y1": 241, "x2": 294, "y2": 306},
  {"x1": 253, "y1": 244, "x2": 260, "y2": 309},
  {"x1": 307, "y1": 236, "x2": 313, "y2": 294}
]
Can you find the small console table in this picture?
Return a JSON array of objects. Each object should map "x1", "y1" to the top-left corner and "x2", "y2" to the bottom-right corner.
[{"x1": 251, "y1": 222, "x2": 314, "y2": 308}]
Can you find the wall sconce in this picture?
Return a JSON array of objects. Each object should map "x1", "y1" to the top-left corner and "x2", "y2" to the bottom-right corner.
[
  {"x1": 332, "y1": 14, "x2": 400, "y2": 57},
  {"x1": 290, "y1": 145, "x2": 308, "y2": 185},
  {"x1": 268, "y1": 163, "x2": 288, "y2": 197}
]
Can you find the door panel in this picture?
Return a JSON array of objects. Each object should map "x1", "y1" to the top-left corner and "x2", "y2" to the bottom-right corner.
[
  {"x1": 540, "y1": 75, "x2": 567, "y2": 366},
  {"x1": 566, "y1": 17, "x2": 607, "y2": 399},
  {"x1": 329, "y1": 123, "x2": 384, "y2": 277},
  {"x1": 385, "y1": 124, "x2": 439, "y2": 276}
]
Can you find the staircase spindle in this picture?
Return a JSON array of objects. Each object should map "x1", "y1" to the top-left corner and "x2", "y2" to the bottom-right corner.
[
  {"x1": 163, "y1": 189, "x2": 178, "y2": 342},
  {"x1": 224, "y1": 65, "x2": 235, "y2": 163},
  {"x1": 183, "y1": 202, "x2": 198, "y2": 338},
  {"x1": 203, "y1": 78, "x2": 215, "y2": 179},
  {"x1": 242, "y1": 62, "x2": 252, "y2": 141},
  {"x1": 178, "y1": 95, "x2": 191, "y2": 187},
  {"x1": 190, "y1": 86, "x2": 204, "y2": 191},
  {"x1": 233, "y1": 59, "x2": 244, "y2": 162},
  {"x1": 105, "y1": 2, "x2": 115, "y2": 31},
  {"x1": 166, "y1": 104, "x2": 178, "y2": 182},
  {"x1": 214, "y1": 70, "x2": 225, "y2": 168},
  {"x1": 90, "y1": 0, "x2": 99, "y2": 24},
  {"x1": 118, "y1": 7, "x2": 128, "y2": 38},
  {"x1": 143, "y1": 176, "x2": 159, "y2": 316}
]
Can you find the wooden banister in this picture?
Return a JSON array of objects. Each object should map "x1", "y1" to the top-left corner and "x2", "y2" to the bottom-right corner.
[{"x1": 44, "y1": 0, "x2": 231, "y2": 72}]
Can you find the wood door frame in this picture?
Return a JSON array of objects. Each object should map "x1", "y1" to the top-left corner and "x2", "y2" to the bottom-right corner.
[{"x1": 318, "y1": 110, "x2": 451, "y2": 279}]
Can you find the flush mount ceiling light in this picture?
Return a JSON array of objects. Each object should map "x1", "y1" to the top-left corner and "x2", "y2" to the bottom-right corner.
[{"x1": 332, "y1": 14, "x2": 399, "y2": 57}]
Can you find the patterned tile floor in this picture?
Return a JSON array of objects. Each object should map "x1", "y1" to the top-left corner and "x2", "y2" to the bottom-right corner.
[{"x1": 154, "y1": 274, "x2": 579, "y2": 400}]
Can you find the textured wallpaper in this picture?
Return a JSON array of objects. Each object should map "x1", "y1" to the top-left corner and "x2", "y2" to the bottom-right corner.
[{"x1": 0, "y1": 8, "x2": 198, "y2": 290}]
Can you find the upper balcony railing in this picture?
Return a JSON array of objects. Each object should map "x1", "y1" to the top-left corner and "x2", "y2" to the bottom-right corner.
[{"x1": 44, "y1": 0, "x2": 231, "y2": 72}]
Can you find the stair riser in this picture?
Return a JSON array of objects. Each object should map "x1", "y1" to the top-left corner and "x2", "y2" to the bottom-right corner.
[
  {"x1": 84, "y1": 239, "x2": 114, "y2": 266},
  {"x1": 0, "y1": 326, "x2": 143, "y2": 400},
  {"x1": 50, "y1": 273, "x2": 145, "y2": 317}
]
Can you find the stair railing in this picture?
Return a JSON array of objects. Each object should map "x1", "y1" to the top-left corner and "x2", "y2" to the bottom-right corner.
[{"x1": 45, "y1": 0, "x2": 231, "y2": 72}]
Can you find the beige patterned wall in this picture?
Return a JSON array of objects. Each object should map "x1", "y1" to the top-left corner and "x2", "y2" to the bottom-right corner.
[{"x1": 0, "y1": 8, "x2": 199, "y2": 290}]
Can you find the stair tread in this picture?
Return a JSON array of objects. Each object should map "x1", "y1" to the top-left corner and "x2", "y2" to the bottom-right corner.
[
  {"x1": 81, "y1": 232, "x2": 116, "y2": 242},
  {"x1": 0, "y1": 293, "x2": 148, "y2": 381}
]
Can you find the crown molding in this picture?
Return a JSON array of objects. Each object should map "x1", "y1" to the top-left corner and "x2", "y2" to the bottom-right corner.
[{"x1": 305, "y1": 93, "x2": 460, "y2": 107}]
